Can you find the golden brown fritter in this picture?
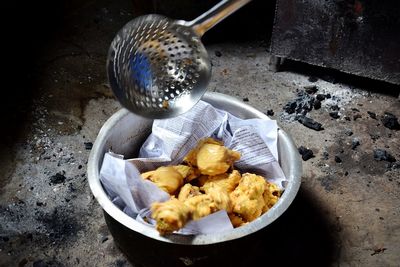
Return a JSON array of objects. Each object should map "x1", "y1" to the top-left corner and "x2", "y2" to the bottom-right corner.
[
  {"x1": 199, "y1": 170, "x2": 242, "y2": 213},
  {"x1": 178, "y1": 183, "x2": 202, "y2": 202},
  {"x1": 184, "y1": 138, "x2": 241, "y2": 176},
  {"x1": 201, "y1": 170, "x2": 242, "y2": 194},
  {"x1": 151, "y1": 197, "x2": 191, "y2": 235},
  {"x1": 141, "y1": 166, "x2": 184, "y2": 195},
  {"x1": 145, "y1": 138, "x2": 282, "y2": 234},
  {"x1": 196, "y1": 174, "x2": 212, "y2": 187},
  {"x1": 206, "y1": 188, "x2": 232, "y2": 213},
  {"x1": 228, "y1": 213, "x2": 247, "y2": 228},
  {"x1": 184, "y1": 194, "x2": 218, "y2": 220},
  {"x1": 262, "y1": 181, "x2": 282, "y2": 213},
  {"x1": 230, "y1": 173, "x2": 267, "y2": 222},
  {"x1": 172, "y1": 165, "x2": 200, "y2": 182},
  {"x1": 184, "y1": 138, "x2": 221, "y2": 166}
]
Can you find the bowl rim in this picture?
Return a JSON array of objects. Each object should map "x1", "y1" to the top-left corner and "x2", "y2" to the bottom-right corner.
[{"x1": 87, "y1": 92, "x2": 302, "y2": 245}]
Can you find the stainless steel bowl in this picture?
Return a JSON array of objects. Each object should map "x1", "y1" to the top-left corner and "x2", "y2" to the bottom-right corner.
[{"x1": 87, "y1": 92, "x2": 302, "y2": 266}]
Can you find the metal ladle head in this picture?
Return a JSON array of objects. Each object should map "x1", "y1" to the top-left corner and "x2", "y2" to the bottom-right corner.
[{"x1": 107, "y1": 0, "x2": 252, "y2": 119}]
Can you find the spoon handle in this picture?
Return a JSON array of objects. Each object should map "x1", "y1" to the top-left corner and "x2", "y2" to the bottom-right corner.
[{"x1": 187, "y1": 0, "x2": 252, "y2": 37}]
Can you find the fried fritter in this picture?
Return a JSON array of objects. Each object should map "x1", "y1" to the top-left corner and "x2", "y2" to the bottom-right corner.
[
  {"x1": 178, "y1": 183, "x2": 202, "y2": 202},
  {"x1": 184, "y1": 138, "x2": 241, "y2": 176},
  {"x1": 184, "y1": 194, "x2": 218, "y2": 220},
  {"x1": 228, "y1": 213, "x2": 247, "y2": 228},
  {"x1": 151, "y1": 197, "x2": 191, "y2": 235},
  {"x1": 262, "y1": 181, "x2": 281, "y2": 213},
  {"x1": 230, "y1": 173, "x2": 267, "y2": 222},
  {"x1": 206, "y1": 188, "x2": 232, "y2": 213},
  {"x1": 199, "y1": 170, "x2": 242, "y2": 213},
  {"x1": 172, "y1": 165, "x2": 200, "y2": 182},
  {"x1": 146, "y1": 138, "x2": 282, "y2": 235},
  {"x1": 201, "y1": 170, "x2": 242, "y2": 193},
  {"x1": 141, "y1": 166, "x2": 184, "y2": 195}
]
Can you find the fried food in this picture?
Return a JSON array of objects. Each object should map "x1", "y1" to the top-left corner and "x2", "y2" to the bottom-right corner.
[
  {"x1": 184, "y1": 194, "x2": 218, "y2": 220},
  {"x1": 184, "y1": 138, "x2": 241, "y2": 176},
  {"x1": 201, "y1": 170, "x2": 242, "y2": 193},
  {"x1": 172, "y1": 164, "x2": 200, "y2": 182},
  {"x1": 262, "y1": 181, "x2": 282, "y2": 213},
  {"x1": 206, "y1": 188, "x2": 232, "y2": 213},
  {"x1": 151, "y1": 197, "x2": 191, "y2": 235},
  {"x1": 230, "y1": 173, "x2": 267, "y2": 222},
  {"x1": 228, "y1": 213, "x2": 247, "y2": 228},
  {"x1": 141, "y1": 166, "x2": 184, "y2": 195},
  {"x1": 143, "y1": 138, "x2": 282, "y2": 234},
  {"x1": 184, "y1": 138, "x2": 221, "y2": 166},
  {"x1": 178, "y1": 183, "x2": 202, "y2": 202},
  {"x1": 199, "y1": 170, "x2": 242, "y2": 213}
]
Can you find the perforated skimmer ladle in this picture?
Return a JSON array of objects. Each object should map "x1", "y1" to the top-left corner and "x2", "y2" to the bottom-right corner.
[{"x1": 107, "y1": 0, "x2": 252, "y2": 119}]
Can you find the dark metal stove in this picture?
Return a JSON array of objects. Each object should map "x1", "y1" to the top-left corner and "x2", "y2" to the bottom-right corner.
[{"x1": 271, "y1": 0, "x2": 400, "y2": 85}]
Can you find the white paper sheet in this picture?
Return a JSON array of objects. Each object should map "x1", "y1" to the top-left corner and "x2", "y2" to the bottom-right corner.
[{"x1": 99, "y1": 100, "x2": 287, "y2": 235}]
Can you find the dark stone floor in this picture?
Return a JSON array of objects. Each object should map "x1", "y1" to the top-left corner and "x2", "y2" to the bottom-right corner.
[{"x1": 0, "y1": 1, "x2": 399, "y2": 266}]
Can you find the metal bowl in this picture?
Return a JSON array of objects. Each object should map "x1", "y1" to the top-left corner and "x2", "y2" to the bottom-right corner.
[{"x1": 87, "y1": 92, "x2": 302, "y2": 266}]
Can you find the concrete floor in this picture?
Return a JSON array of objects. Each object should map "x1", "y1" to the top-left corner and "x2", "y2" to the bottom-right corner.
[{"x1": 1, "y1": 0, "x2": 399, "y2": 266}]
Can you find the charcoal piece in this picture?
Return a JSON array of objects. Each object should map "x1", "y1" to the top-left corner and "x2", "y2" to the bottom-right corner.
[
  {"x1": 295, "y1": 92, "x2": 314, "y2": 114},
  {"x1": 381, "y1": 112, "x2": 400, "y2": 130},
  {"x1": 329, "y1": 112, "x2": 340, "y2": 119},
  {"x1": 390, "y1": 162, "x2": 400, "y2": 169},
  {"x1": 326, "y1": 93, "x2": 332, "y2": 99},
  {"x1": 314, "y1": 99, "x2": 321, "y2": 110},
  {"x1": 367, "y1": 111, "x2": 377, "y2": 119},
  {"x1": 373, "y1": 149, "x2": 396, "y2": 162},
  {"x1": 298, "y1": 146, "x2": 314, "y2": 161},
  {"x1": 50, "y1": 172, "x2": 66, "y2": 185},
  {"x1": 243, "y1": 97, "x2": 249, "y2": 102},
  {"x1": 214, "y1": 50, "x2": 222, "y2": 57},
  {"x1": 331, "y1": 105, "x2": 340, "y2": 111},
  {"x1": 266, "y1": 109, "x2": 274, "y2": 116},
  {"x1": 304, "y1": 85, "x2": 318, "y2": 94},
  {"x1": 352, "y1": 108, "x2": 360, "y2": 112},
  {"x1": 370, "y1": 133, "x2": 380, "y2": 141},
  {"x1": 316, "y1": 94, "x2": 326, "y2": 101},
  {"x1": 283, "y1": 91, "x2": 315, "y2": 115},
  {"x1": 351, "y1": 138, "x2": 360, "y2": 150},
  {"x1": 296, "y1": 115, "x2": 324, "y2": 131},
  {"x1": 284, "y1": 100, "x2": 297, "y2": 114},
  {"x1": 84, "y1": 142, "x2": 93, "y2": 150},
  {"x1": 344, "y1": 129, "x2": 353, "y2": 136},
  {"x1": 335, "y1": 156, "x2": 342, "y2": 163},
  {"x1": 344, "y1": 116, "x2": 351, "y2": 121}
]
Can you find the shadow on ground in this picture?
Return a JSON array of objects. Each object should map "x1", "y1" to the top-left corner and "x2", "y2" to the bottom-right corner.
[
  {"x1": 109, "y1": 187, "x2": 340, "y2": 267},
  {"x1": 212, "y1": 187, "x2": 340, "y2": 267},
  {"x1": 232, "y1": 187, "x2": 341, "y2": 267},
  {"x1": 278, "y1": 59, "x2": 400, "y2": 97}
]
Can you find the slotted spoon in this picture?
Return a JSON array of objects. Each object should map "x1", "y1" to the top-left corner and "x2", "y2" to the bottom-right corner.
[{"x1": 107, "y1": 0, "x2": 252, "y2": 119}]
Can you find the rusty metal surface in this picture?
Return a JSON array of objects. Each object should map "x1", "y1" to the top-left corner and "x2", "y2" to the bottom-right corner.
[{"x1": 271, "y1": 0, "x2": 400, "y2": 85}]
